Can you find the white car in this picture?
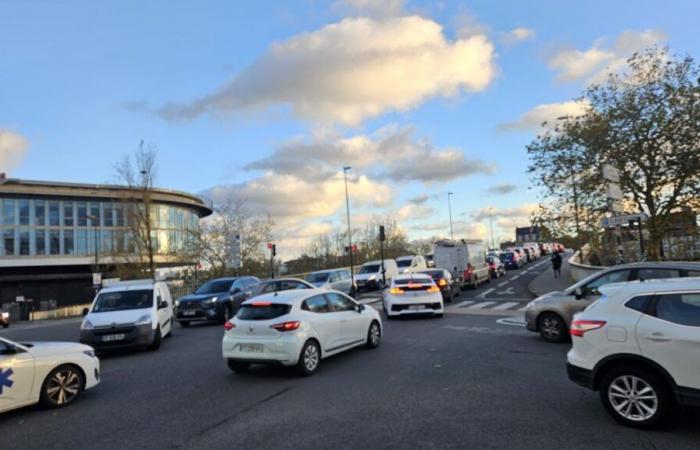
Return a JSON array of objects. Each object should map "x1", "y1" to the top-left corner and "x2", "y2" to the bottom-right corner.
[
  {"x1": 396, "y1": 255, "x2": 428, "y2": 274},
  {"x1": 382, "y1": 274, "x2": 444, "y2": 319},
  {"x1": 1, "y1": 336, "x2": 100, "y2": 413},
  {"x1": 567, "y1": 278, "x2": 700, "y2": 429},
  {"x1": 222, "y1": 289, "x2": 382, "y2": 376}
]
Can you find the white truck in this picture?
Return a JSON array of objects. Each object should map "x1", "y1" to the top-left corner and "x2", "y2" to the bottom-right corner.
[{"x1": 433, "y1": 239, "x2": 490, "y2": 289}]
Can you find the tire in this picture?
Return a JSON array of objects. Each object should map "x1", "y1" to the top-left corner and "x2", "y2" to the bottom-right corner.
[
  {"x1": 227, "y1": 359, "x2": 250, "y2": 373},
  {"x1": 537, "y1": 313, "x2": 568, "y2": 343},
  {"x1": 2, "y1": 323, "x2": 8, "y2": 328},
  {"x1": 434, "y1": 313, "x2": 444, "y2": 318},
  {"x1": 296, "y1": 340, "x2": 321, "y2": 376},
  {"x1": 599, "y1": 366, "x2": 673, "y2": 429},
  {"x1": 365, "y1": 321, "x2": 381, "y2": 349},
  {"x1": 148, "y1": 327, "x2": 162, "y2": 351},
  {"x1": 222, "y1": 305, "x2": 233, "y2": 324},
  {"x1": 447, "y1": 289, "x2": 454, "y2": 303},
  {"x1": 40, "y1": 364, "x2": 84, "y2": 409},
  {"x1": 180, "y1": 321, "x2": 190, "y2": 328},
  {"x1": 470, "y1": 276, "x2": 478, "y2": 289}
]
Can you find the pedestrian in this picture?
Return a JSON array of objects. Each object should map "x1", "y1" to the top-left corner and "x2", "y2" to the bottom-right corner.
[{"x1": 551, "y1": 251, "x2": 562, "y2": 279}]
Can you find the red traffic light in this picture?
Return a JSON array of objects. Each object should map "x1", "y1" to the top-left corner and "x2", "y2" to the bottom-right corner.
[{"x1": 267, "y1": 243, "x2": 273, "y2": 249}]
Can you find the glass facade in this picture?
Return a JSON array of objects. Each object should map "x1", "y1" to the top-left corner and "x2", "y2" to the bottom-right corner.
[{"x1": 0, "y1": 198, "x2": 200, "y2": 258}]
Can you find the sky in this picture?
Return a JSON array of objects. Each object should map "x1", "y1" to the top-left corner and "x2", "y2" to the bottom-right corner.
[{"x1": 2, "y1": 0, "x2": 699, "y2": 258}]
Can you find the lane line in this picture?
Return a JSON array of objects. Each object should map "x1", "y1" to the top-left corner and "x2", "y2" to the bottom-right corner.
[
  {"x1": 497, "y1": 281, "x2": 508, "y2": 287},
  {"x1": 455, "y1": 300, "x2": 476, "y2": 308},
  {"x1": 477, "y1": 288, "x2": 495, "y2": 298},
  {"x1": 510, "y1": 275, "x2": 520, "y2": 280},
  {"x1": 492, "y1": 301, "x2": 519, "y2": 310},
  {"x1": 467, "y1": 301, "x2": 496, "y2": 309},
  {"x1": 517, "y1": 305, "x2": 529, "y2": 311}
]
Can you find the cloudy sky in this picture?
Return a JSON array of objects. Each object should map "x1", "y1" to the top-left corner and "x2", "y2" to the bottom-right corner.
[{"x1": 2, "y1": 0, "x2": 699, "y2": 257}]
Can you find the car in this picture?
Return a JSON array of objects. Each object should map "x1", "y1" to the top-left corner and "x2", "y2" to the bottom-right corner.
[
  {"x1": 566, "y1": 278, "x2": 700, "y2": 429},
  {"x1": 80, "y1": 280, "x2": 174, "y2": 351},
  {"x1": 221, "y1": 289, "x2": 382, "y2": 376},
  {"x1": 514, "y1": 247, "x2": 529, "y2": 264},
  {"x1": 1, "y1": 311, "x2": 9, "y2": 328},
  {"x1": 305, "y1": 269, "x2": 355, "y2": 295},
  {"x1": 1, "y1": 336, "x2": 100, "y2": 413},
  {"x1": 433, "y1": 239, "x2": 490, "y2": 289},
  {"x1": 419, "y1": 269, "x2": 460, "y2": 303},
  {"x1": 499, "y1": 251, "x2": 522, "y2": 270},
  {"x1": 355, "y1": 259, "x2": 399, "y2": 292},
  {"x1": 251, "y1": 278, "x2": 315, "y2": 297},
  {"x1": 525, "y1": 262, "x2": 700, "y2": 343},
  {"x1": 382, "y1": 273, "x2": 444, "y2": 319},
  {"x1": 396, "y1": 255, "x2": 428, "y2": 274},
  {"x1": 174, "y1": 276, "x2": 260, "y2": 326},
  {"x1": 487, "y1": 256, "x2": 506, "y2": 278}
]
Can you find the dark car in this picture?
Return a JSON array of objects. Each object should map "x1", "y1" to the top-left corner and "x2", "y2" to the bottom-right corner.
[
  {"x1": 500, "y1": 252, "x2": 521, "y2": 270},
  {"x1": 250, "y1": 278, "x2": 314, "y2": 298},
  {"x1": 1, "y1": 310, "x2": 9, "y2": 328},
  {"x1": 175, "y1": 276, "x2": 260, "y2": 326},
  {"x1": 419, "y1": 269, "x2": 460, "y2": 303},
  {"x1": 487, "y1": 256, "x2": 506, "y2": 278}
]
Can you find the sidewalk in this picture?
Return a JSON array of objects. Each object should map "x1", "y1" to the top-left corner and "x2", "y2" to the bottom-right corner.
[{"x1": 528, "y1": 256, "x2": 574, "y2": 297}]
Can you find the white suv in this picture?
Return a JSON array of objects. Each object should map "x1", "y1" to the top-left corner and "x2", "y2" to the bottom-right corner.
[{"x1": 567, "y1": 278, "x2": 700, "y2": 428}]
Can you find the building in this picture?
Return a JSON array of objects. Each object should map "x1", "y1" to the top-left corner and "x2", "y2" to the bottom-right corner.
[
  {"x1": 0, "y1": 178, "x2": 213, "y2": 313},
  {"x1": 515, "y1": 226, "x2": 541, "y2": 244}
]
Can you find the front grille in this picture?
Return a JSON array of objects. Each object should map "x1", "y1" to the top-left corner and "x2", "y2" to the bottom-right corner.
[{"x1": 92, "y1": 325, "x2": 136, "y2": 336}]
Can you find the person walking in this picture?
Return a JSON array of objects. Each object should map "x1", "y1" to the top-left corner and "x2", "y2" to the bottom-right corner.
[{"x1": 551, "y1": 251, "x2": 562, "y2": 278}]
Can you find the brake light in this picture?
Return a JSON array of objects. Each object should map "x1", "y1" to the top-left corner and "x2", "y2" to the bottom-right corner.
[
  {"x1": 224, "y1": 321, "x2": 235, "y2": 331},
  {"x1": 389, "y1": 287, "x2": 405, "y2": 294},
  {"x1": 427, "y1": 286, "x2": 440, "y2": 293},
  {"x1": 570, "y1": 320, "x2": 606, "y2": 337},
  {"x1": 270, "y1": 321, "x2": 301, "y2": 332},
  {"x1": 251, "y1": 301, "x2": 272, "y2": 306},
  {"x1": 437, "y1": 279, "x2": 447, "y2": 287}
]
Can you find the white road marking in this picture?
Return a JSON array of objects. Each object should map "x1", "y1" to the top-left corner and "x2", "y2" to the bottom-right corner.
[
  {"x1": 468, "y1": 301, "x2": 496, "y2": 309},
  {"x1": 517, "y1": 305, "x2": 529, "y2": 311},
  {"x1": 496, "y1": 287, "x2": 515, "y2": 295},
  {"x1": 455, "y1": 300, "x2": 476, "y2": 308},
  {"x1": 477, "y1": 288, "x2": 495, "y2": 298},
  {"x1": 492, "y1": 302, "x2": 519, "y2": 310},
  {"x1": 497, "y1": 281, "x2": 509, "y2": 287},
  {"x1": 510, "y1": 275, "x2": 520, "y2": 280}
]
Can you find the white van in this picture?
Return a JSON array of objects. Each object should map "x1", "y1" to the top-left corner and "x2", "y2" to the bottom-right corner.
[
  {"x1": 395, "y1": 255, "x2": 428, "y2": 274},
  {"x1": 79, "y1": 280, "x2": 174, "y2": 351},
  {"x1": 355, "y1": 259, "x2": 399, "y2": 292},
  {"x1": 433, "y1": 239, "x2": 489, "y2": 289}
]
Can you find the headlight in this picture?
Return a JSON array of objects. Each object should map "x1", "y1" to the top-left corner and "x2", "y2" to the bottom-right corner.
[
  {"x1": 368, "y1": 275, "x2": 376, "y2": 281},
  {"x1": 81, "y1": 319, "x2": 93, "y2": 330},
  {"x1": 208, "y1": 296, "x2": 218, "y2": 303},
  {"x1": 1, "y1": 312, "x2": 8, "y2": 319},
  {"x1": 135, "y1": 314, "x2": 152, "y2": 325},
  {"x1": 83, "y1": 349, "x2": 96, "y2": 358},
  {"x1": 174, "y1": 300, "x2": 180, "y2": 308}
]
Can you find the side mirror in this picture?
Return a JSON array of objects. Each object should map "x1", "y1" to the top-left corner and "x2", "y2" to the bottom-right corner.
[
  {"x1": 574, "y1": 287, "x2": 584, "y2": 300},
  {"x1": 158, "y1": 301, "x2": 169, "y2": 309},
  {"x1": 356, "y1": 304, "x2": 365, "y2": 313},
  {"x1": 82, "y1": 307, "x2": 90, "y2": 316}
]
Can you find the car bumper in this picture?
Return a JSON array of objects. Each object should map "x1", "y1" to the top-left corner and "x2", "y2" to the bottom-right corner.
[
  {"x1": 384, "y1": 293, "x2": 444, "y2": 316},
  {"x1": 175, "y1": 304, "x2": 225, "y2": 322},
  {"x1": 82, "y1": 356, "x2": 101, "y2": 390},
  {"x1": 566, "y1": 362, "x2": 594, "y2": 390},
  {"x1": 222, "y1": 333, "x2": 304, "y2": 366},
  {"x1": 79, "y1": 324, "x2": 156, "y2": 349},
  {"x1": 524, "y1": 308, "x2": 538, "y2": 332}
]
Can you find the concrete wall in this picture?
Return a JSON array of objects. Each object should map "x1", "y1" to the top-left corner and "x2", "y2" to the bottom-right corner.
[{"x1": 568, "y1": 248, "x2": 603, "y2": 282}]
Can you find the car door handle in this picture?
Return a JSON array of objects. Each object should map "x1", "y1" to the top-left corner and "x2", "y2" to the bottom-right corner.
[{"x1": 644, "y1": 334, "x2": 671, "y2": 342}]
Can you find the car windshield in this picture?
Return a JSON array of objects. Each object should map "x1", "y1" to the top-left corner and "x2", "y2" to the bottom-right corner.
[
  {"x1": 359, "y1": 264, "x2": 380, "y2": 274},
  {"x1": 195, "y1": 279, "x2": 234, "y2": 294},
  {"x1": 305, "y1": 272, "x2": 330, "y2": 283},
  {"x1": 237, "y1": 304, "x2": 291, "y2": 320},
  {"x1": 420, "y1": 270, "x2": 444, "y2": 279},
  {"x1": 500, "y1": 253, "x2": 514, "y2": 261},
  {"x1": 396, "y1": 259, "x2": 412, "y2": 267},
  {"x1": 93, "y1": 289, "x2": 153, "y2": 313}
]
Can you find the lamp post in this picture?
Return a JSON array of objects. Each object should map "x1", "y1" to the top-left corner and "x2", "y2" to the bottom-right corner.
[
  {"x1": 488, "y1": 207, "x2": 495, "y2": 249},
  {"x1": 87, "y1": 214, "x2": 100, "y2": 290},
  {"x1": 343, "y1": 166, "x2": 355, "y2": 287},
  {"x1": 447, "y1": 192, "x2": 454, "y2": 240}
]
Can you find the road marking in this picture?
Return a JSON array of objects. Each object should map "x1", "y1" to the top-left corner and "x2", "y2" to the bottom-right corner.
[
  {"x1": 477, "y1": 288, "x2": 495, "y2": 298},
  {"x1": 468, "y1": 301, "x2": 496, "y2": 309},
  {"x1": 455, "y1": 300, "x2": 476, "y2": 308},
  {"x1": 496, "y1": 316, "x2": 526, "y2": 327},
  {"x1": 517, "y1": 305, "x2": 529, "y2": 311},
  {"x1": 492, "y1": 302, "x2": 518, "y2": 310},
  {"x1": 510, "y1": 275, "x2": 520, "y2": 280},
  {"x1": 497, "y1": 281, "x2": 508, "y2": 287},
  {"x1": 496, "y1": 287, "x2": 515, "y2": 295}
]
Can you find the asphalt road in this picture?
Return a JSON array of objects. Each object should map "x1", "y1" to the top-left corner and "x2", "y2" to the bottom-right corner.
[{"x1": 2, "y1": 260, "x2": 699, "y2": 449}]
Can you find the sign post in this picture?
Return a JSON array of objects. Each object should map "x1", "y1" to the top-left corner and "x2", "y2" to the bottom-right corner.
[{"x1": 379, "y1": 225, "x2": 386, "y2": 284}]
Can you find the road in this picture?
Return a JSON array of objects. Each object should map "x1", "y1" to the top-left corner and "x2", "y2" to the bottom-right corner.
[{"x1": 2, "y1": 261, "x2": 699, "y2": 449}]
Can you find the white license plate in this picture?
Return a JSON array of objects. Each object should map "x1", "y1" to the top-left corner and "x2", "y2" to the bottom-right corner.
[
  {"x1": 102, "y1": 334, "x2": 126, "y2": 342},
  {"x1": 240, "y1": 344, "x2": 264, "y2": 353},
  {"x1": 182, "y1": 311, "x2": 196, "y2": 316},
  {"x1": 409, "y1": 305, "x2": 424, "y2": 311}
]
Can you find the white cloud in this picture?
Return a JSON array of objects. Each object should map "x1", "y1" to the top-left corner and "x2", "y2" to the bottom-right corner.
[
  {"x1": 548, "y1": 29, "x2": 666, "y2": 83},
  {"x1": 158, "y1": 15, "x2": 497, "y2": 126},
  {"x1": 499, "y1": 100, "x2": 590, "y2": 132},
  {"x1": 0, "y1": 130, "x2": 29, "y2": 172},
  {"x1": 500, "y1": 27, "x2": 535, "y2": 46}
]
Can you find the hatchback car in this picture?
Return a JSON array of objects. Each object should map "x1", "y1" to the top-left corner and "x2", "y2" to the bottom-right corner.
[
  {"x1": 567, "y1": 278, "x2": 700, "y2": 428},
  {"x1": 499, "y1": 252, "x2": 521, "y2": 270},
  {"x1": 525, "y1": 262, "x2": 700, "y2": 342},
  {"x1": 222, "y1": 289, "x2": 381, "y2": 376},
  {"x1": 382, "y1": 274, "x2": 444, "y2": 319},
  {"x1": 419, "y1": 269, "x2": 460, "y2": 303}
]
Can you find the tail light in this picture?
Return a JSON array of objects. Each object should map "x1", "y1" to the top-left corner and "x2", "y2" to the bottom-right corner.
[
  {"x1": 570, "y1": 320, "x2": 606, "y2": 337},
  {"x1": 427, "y1": 286, "x2": 440, "y2": 293},
  {"x1": 270, "y1": 321, "x2": 301, "y2": 332},
  {"x1": 437, "y1": 279, "x2": 447, "y2": 287},
  {"x1": 389, "y1": 287, "x2": 405, "y2": 294},
  {"x1": 224, "y1": 321, "x2": 235, "y2": 331},
  {"x1": 251, "y1": 301, "x2": 272, "y2": 306}
]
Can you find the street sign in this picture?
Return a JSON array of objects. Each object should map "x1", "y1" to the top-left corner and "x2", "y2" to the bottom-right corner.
[
  {"x1": 601, "y1": 213, "x2": 649, "y2": 228},
  {"x1": 92, "y1": 273, "x2": 102, "y2": 286}
]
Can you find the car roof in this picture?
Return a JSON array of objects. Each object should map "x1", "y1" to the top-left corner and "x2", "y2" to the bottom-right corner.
[
  {"x1": 262, "y1": 277, "x2": 310, "y2": 284},
  {"x1": 600, "y1": 277, "x2": 700, "y2": 297},
  {"x1": 396, "y1": 255, "x2": 416, "y2": 260},
  {"x1": 308, "y1": 269, "x2": 342, "y2": 274},
  {"x1": 241, "y1": 288, "x2": 337, "y2": 305},
  {"x1": 101, "y1": 281, "x2": 154, "y2": 292},
  {"x1": 207, "y1": 277, "x2": 238, "y2": 282},
  {"x1": 598, "y1": 261, "x2": 700, "y2": 271}
]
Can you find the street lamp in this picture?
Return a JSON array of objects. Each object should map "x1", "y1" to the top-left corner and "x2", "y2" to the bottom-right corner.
[
  {"x1": 343, "y1": 166, "x2": 355, "y2": 287},
  {"x1": 488, "y1": 207, "x2": 495, "y2": 249},
  {"x1": 447, "y1": 192, "x2": 454, "y2": 240},
  {"x1": 86, "y1": 214, "x2": 100, "y2": 289}
]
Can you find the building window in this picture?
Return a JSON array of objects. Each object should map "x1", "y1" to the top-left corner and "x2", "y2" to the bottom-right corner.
[
  {"x1": 102, "y1": 229, "x2": 113, "y2": 253},
  {"x1": 3, "y1": 229, "x2": 15, "y2": 255},
  {"x1": 89, "y1": 203, "x2": 100, "y2": 226},
  {"x1": 115, "y1": 204, "x2": 124, "y2": 226},
  {"x1": 49, "y1": 230, "x2": 61, "y2": 255},
  {"x1": 76, "y1": 229, "x2": 87, "y2": 255},
  {"x1": 2, "y1": 199, "x2": 15, "y2": 225},
  {"x1": 64, "y1": 229, "x2": 74, "y2": 255},
  {"x1": 18, "y1": 199, "x2": 30, "y2": 225},
  {"x1": 48, "y1": 201, "x2": 60, "y2": 226},
  {"x1": 35, "y1": 200, "x2": 46, "y2": 226},
  {"x1": 64, "y1": 202, "x2": 74, "y2": 227},
  {"x1": 36, "y1": 228, "x2": 46, "y2": 255},
  {"x1": 104, "y1": 203, "x2": 114, "y2": 227},
  {"x1": 77, "y1": 202, "x2": 87, "y2": 226},
  {"x1": 19, "y1": 228, "x2": 30, "y2": 255}
]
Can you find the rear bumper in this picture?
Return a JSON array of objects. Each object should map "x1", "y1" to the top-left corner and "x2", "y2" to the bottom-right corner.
[
  {"x1": 222, "y1": 333, "x2": 303, "y2": 366},
  {"x1": 384, "y1": 294, "x2": 444, "y2": 316},
  {"x1": 567, "y1": 363, "x2": 594, "y2": 390}
]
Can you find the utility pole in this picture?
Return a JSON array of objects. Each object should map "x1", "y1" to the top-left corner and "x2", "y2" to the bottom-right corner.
[
  {"x1": 343, "y1": 166, "x2": 355, "y2": 287},
  {"x1": 87, "y1": 214, "x2": 100, "y2": 292},
  {"x1": 447, "y1": 192, "x2": 454, "y2": 240},
  {"x1": 488, "y1": 207, "x2": 495, "y2": 249},
  {"x1": 268, "y1": 243, "x2": 276, "y2": 279},
  {"x1": 379, "y1": 225, "x2": 386, "y2": 285}
]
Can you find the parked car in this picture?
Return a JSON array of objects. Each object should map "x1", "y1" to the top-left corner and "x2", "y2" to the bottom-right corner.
[
  {"x1": 525, "y1": 262, "x2": 700, "y2": 343},
  {"x1": 433, "y1": 239, "x2": 490, "y2": 289},
  {"x1": 396, "y1": 255, "x2": 428, "y2": 274},
  {"x1": 487, "y1": 256, "x2": 506, "y2": 278},
  {"x1": 514, "y1": 247, "x2": 529, "y2": 264},
  {"x1": 523, "y1": 243, "x2": 541, "y2": 259},
  {"x1": 174, "y1": 276, "x2": 260, "y2": 327},
  {"x1": 222, "y1": 289, "x2": 382, "y2": 376},
  {"x1": 80, "y1": 279, "x2": 174, "y2": 351},
  {"x1": 305, "y1": 269, "x2": 355, "y2": 295},
  {"x1": 566, "y1": 278, "x2": 700, "y2": 428},
  {"x1": 0, "y1": 336, "x2": 100, "y2": 413},
  {"x1": 1, "y1": 311, "x2": 9, "y2": 328},
  {"x1": 252, "y1": 278, "x2": 314, "y2": 297},
  {"x1": 499, "y1": 251, "x2": 522, "y2": 270},
  {"x1": 419, "y1": 269, "x2": 460, "y2": 302},
  {"x1": 355, "y1": 259, "x2": 399, "y2": 292},
  {"x1": 382, "y1": 274, "x2": 444, "y2": 319}
]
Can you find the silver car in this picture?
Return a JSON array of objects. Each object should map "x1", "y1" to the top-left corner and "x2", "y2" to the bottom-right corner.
[
  {"x1": 305, "y1": 269, "x2": 355, "y2": 296},
  {"x1": 525, "y1": 262, "x2": 700, "y2": 342}
]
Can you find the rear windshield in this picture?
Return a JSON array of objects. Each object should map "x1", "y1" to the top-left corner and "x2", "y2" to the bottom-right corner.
[
  {"x1": 397, "y1": 259, "x2": 412, "y2": 267},
  {"x1": 420, "y1": 270, "x2": 444, "y2": 278},
  {"x1": 93, "y1": 289, "x2": 153, "y2": 313},
  {"x1": 305, "y1": 272, "x2": 330, "y2": 283},
  {"x1": 237, "y1": 304, "x2": 291, "y2": 321},
  {"x1": 359, "y1": 264, "x2": 380, "y2": 274},
  {"x1": 500, "y1": 253, "x2": 515, "y2": 261},
  {"x1": 394, "y1": 277, "x2": 432, "y2": 285}
]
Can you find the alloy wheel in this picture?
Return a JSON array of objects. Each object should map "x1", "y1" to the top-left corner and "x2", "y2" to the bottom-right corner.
[
  {"x1": 608, "y1": 375, "x2": 658, "y2": 422},
  {"x1": 45, "y1": 368, "x2": 81, "y2": 406},
  {"x1": 541, "y1": 316, "x2": 561, "y2": 340},
  {"x1": 370, "y1": 323, "x2": 380, "y2": 346},
  {"x1": 303, "y1": 343, "x2": 319, "y2": 372}
]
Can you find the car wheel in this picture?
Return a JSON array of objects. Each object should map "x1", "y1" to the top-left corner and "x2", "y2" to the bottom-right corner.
[
  {"x1": 538, "y1": 313, "x2": 567, "y2": 343},
  {"x1": 2, "y1": 323, "x2": 8, "y2": 328},
  {"x1": 297, "y1": 340, "x2": 321, "y2": 376},
  {"x1": 365, "y1": 321, "x2": 381, "y2": 349},
  {"x1": 599, "y1": 366, "x2": 672, "y2": 429},
  {"x1": 227, "y1": 359, "x2": 250, "y2": 373},
  {"x1": 447, "y1": 289, "x2": 454, "y2": 303},
  {"x1": 40, "y1": 364, "x2": 84, "y2": 408},
  {"x1": 471, "y1": 276, "x2": 478, "y2": 289},
  {"x1": 180, "y1": 321, "x2": 190, "y2": 328},
  {"x1": 148, "y1": 327, "x2": 162, "y2": 351},
  {"x1": 434, "y1": 313, "x2": 444, "y2": 318}
]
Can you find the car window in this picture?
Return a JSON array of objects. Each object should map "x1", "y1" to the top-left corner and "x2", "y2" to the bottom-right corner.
[
  {"x1": 303, "y1": 295, "x2": 331, "y2": 313},
  {"x1": 329, "y1": 272, "x2": 340, "y2": 282},
  {"x1": 638, "y1": 268, "x2": 680, "y2": 280},
  {"x1": 325, "y1": 293, "x2": 355, "y2": 312},
  {"x1": 686, "y1": 270, "x2": 700, "y2": 278},
  {"x1": 584, "y1": 270, "x2": 632, "y2": 295},
  {"x1": 237, "y1": 304, "x2": 291, "y2": 320},
  {"x1": 280, "y1": 281, "x2": 308, "y2": 290},
  {"x1": 625, "y1": 295, "x2": 652, "y2": 313},
  {"x1": 654, "y1": 293, "x2": 700, "y2": 327},
  {"x1": 261, "y1": 282, "x2": 279, "y2": 294}
]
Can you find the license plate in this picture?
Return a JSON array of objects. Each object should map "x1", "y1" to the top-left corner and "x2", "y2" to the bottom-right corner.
[
  {"x1": 240, "y1": 344, "x2": 264, "y2": 353},
  {"x1": 182, "y1": 311, "x2": 196, "y2": 316},
  {"x1": 102, "y1": 333, "x2": 126, "y2": 342},
  {"x1": 409, "y1": 305, "x2": 424, "y2": 311}
]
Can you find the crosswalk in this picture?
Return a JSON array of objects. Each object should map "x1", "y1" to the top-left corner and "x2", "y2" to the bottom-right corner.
[{"x1": 446, "y1": 298, "x2": 531, "y2": 316}]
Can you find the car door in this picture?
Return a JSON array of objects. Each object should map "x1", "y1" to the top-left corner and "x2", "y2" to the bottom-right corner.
[
  {"x1": 325, "y1": 293, "x2": 365, "y2": 346},
  {"x1": 571, "y1": 269, "x2": 633, "y2": 317},
  {"x1": 230, "y1": 279, "x2": 247, "y2": 312},
  {"x1": 0, "y1": 339, "x2": 35, "y2": 412},
  {"x1": 635, "y1": 292, "x2": 700, "y2": 390},
  {"x1": 154, "y1": 287, "x2": 169, "y2": 333},
  {"x1": 301, "y1": 295, "x2": 337, "y2": 352},
  {"x1": 328, "y1": 271, "x2": 343, "y2": 291}
]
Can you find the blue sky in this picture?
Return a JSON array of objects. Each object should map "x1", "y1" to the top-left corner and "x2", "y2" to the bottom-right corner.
[{"x1": 2, "y1": 0, "x2": 699, "y2": 257}]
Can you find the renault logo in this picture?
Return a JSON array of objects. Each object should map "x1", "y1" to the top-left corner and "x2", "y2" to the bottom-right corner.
[{"x1": 248, "y1": 326, "x2": 254, "y2": 333}]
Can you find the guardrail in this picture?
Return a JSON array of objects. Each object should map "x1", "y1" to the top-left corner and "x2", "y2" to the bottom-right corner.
[
  {"x1": 568, "y1": 247, "x2": 604, "y2": 282},
  {"x1": 29, "y1": 304, "x2": 91, "y2": 321}
]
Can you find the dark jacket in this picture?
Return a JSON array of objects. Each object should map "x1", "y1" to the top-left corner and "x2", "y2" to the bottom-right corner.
[{"x1": 551, "y1": 253, "x2": 562, "y2": 270}]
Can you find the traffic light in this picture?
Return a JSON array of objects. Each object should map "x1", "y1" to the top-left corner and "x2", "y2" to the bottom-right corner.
[
  {"x1": 272, "y1": 244, "x2": 277, "y2": 257},
  {"x1": 379, "y1": 225, "x2": 386, "y2": 242}
]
